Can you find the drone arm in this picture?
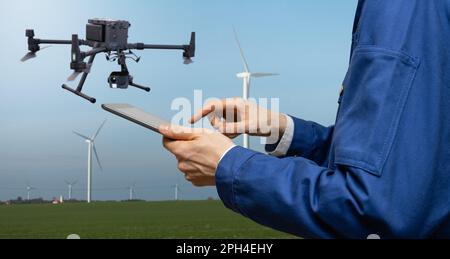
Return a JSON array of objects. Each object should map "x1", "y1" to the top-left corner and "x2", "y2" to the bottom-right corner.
[
  {"x1": 36, "y1": 39, "x2": 72, "y2": 45},
  {"x1": 143, "y1": 44, "x2": 186, "y2": 50},
  {"x1": 128, "y1": 43, "x2": 186, "y2": 50},
  {"x1": 25, "y1": 29, "x2": 94, "y2": 52},
  {"x1": 126, "y1": 31, "x2": 196, "y2": 59},
  {"x1": 83, "y1": 47, "x2": 107, "y2": 58},
  {"x1": 34, "y1": 38, "x2": 92, "y2": 46}
]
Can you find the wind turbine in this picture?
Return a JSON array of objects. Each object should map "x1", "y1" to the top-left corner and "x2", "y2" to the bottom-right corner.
[
  {"x1": 73, "y1": 120, "x2": 107, "y2": 203},
  {"x1": 65, "y1": 180, "x2": 77, "y2": 200},
  {"x1": 127, "y1": 183, "x2": 136, "y2": 201},
  {"x1": 171, "y1": 183, "x2": 181, "y2": 201},
  {"x1": 26, "y1": 183, "x2": 36, "y2": 201},
  {"x1": 233, "y1": 28, "x2": 279, "y2": 149}
]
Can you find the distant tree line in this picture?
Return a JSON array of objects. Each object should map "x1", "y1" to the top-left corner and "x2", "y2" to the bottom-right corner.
[
  {"x1": 1, "y1": 197, "x2": 218, "y2": 205},
  {"x1": 2, "y1": 197, "x2": 85, "y2": 205}
]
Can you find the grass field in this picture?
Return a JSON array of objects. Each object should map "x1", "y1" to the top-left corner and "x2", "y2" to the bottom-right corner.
[{"x1": 0, "y1": 200, "x2": 295, "y2": 239}]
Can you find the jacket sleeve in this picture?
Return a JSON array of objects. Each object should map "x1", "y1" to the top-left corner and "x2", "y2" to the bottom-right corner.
[
  {"x1": 216, "y1": 146, "x2": 387, "y2": 239},
  {"x1": 266, "y1": 116, "x2": 334, "y2": 167}
]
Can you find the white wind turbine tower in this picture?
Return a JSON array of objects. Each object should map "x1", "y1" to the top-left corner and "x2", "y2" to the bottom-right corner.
[
  {"x1": 234, "y1": 28, "x2": 279, "y2": 149},
  {"x1": 73, "y1": 120, "x2": 107, "y2": 203},
  {"x1": 65, "y1": 180, "x2": 77, "y2": 200},
  {"x1": 26, "y1": 183, "x2": 36, "y2": 201},
  {"x1": 128, "y1": 183, "x2": 136, "y2": 201},
  {"x1": 171, "y1": 183, "x2": 181, "y2": 201}
]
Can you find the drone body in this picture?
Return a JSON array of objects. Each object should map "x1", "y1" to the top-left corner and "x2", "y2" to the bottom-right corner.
[{"x1": 22, "y1": 18, "x2": 196, "y2": 103}]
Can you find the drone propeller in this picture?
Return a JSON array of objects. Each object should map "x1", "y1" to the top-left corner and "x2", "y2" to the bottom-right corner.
[
  {"x1": 67, "y1": 64, "x2": 91, "y2": 82},
  {"x1": 20, "y1": 45, "x2": 51, "y2": 62},
  {"x1": 67, "y1": 71, "x2": 82, "y2": 82},
  {"x1": 182, "y1": 32, "x2": 195, "y2": 65},
  {"x1": 20, "y1": 52, "x2": 36, "y2": 62},
  {"x1": 183, "y1": 57, "x2": 194, "y2": 65}
]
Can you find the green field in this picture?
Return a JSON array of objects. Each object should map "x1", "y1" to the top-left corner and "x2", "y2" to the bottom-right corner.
[{"x1": 0, "y1": 201, "x2": 295, "y2": 239}]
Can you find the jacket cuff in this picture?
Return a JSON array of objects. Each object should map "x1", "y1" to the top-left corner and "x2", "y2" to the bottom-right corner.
[
  {"x1": 286, "y1": 117, "x2": 318, "y2": 157},
  {"x1": 215, "y1": 146, "x2": 258, "y2": 213},
  {"x1": 265, "y1": 115, "x2": 295, "y2": 157}
]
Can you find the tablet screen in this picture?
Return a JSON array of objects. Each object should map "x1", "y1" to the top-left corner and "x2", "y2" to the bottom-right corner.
[{"x1": 102, "y1": 103, "x2": 171, "y2": 133}]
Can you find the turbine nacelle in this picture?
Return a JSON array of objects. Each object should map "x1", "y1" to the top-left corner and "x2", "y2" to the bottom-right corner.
[
  {"x1": 237, "y1": 72, "x2": 251, "y2": 78},
  {"x1": 237, "y1": 72, "x2": 279, "y2": 79}
]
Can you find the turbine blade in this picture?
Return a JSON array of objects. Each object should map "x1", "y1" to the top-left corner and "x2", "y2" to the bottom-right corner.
[
  {"x1": 72, "y1": 131, "x2": 90, "y2": 141},
  {"x1": 92, "y1": 145, "x2": 103, "y2": 172},
  {"x1": 251, "y1": 73, "x2": 279, "y2": 78},
  {"x1": 233, "y1": 27, "x2": 250, "y2": 73},
  {"x1": 92, "y1": 119, "x2": 107, "y2": 140}
]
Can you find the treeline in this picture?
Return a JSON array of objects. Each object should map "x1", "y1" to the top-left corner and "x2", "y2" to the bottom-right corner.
[{"x1": 2, "y1": 197, "x2": 84, "y2": 205}]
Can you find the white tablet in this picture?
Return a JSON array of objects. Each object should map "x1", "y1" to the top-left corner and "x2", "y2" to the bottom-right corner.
[{"x1": 102, "y1": 103, "x2": 171, "y2": 134}]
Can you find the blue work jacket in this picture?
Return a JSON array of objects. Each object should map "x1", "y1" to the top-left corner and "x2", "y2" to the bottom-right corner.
[{"x1": 215, "y1": 0, "x2": 450, "y2": 238}]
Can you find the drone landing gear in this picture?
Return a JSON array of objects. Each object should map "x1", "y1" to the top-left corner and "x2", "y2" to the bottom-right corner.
[
  {"x1": 130, "y1": 80, "x2": 151, "y2": 92},
  {"x1": 62, "y1": 84, "x2": 96, "y2": 104},
  {"x1": 61, "y1": 41, "x2": 154, "y2": 104}
]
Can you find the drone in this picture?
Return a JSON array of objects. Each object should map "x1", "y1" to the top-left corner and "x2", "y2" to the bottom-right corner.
[{"x1": 22, "y1": 18, "x2": 196, "y2": 103}]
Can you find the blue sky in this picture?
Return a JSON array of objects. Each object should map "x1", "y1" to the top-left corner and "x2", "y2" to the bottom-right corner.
[{"x1": 0, "y1": 0, "x2": 357, "y2": 201}]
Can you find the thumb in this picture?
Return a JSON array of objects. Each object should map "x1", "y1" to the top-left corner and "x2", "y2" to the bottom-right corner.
[{"x1": 159, "y1": 125, "x2": 199, "y2": 141}]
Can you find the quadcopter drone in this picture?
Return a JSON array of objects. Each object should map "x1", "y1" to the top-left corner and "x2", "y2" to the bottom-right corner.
[{"x1": 22, "y1": 18, "x2": 196, "y2": 103}]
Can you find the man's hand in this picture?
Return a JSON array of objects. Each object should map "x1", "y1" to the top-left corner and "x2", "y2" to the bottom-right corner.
[
  {"x1": 189, "y1": 98, "x2": 287, "y2": 140},
  {"x1": 161, "y1": 125, "x2": 235, "y2": 187}
]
